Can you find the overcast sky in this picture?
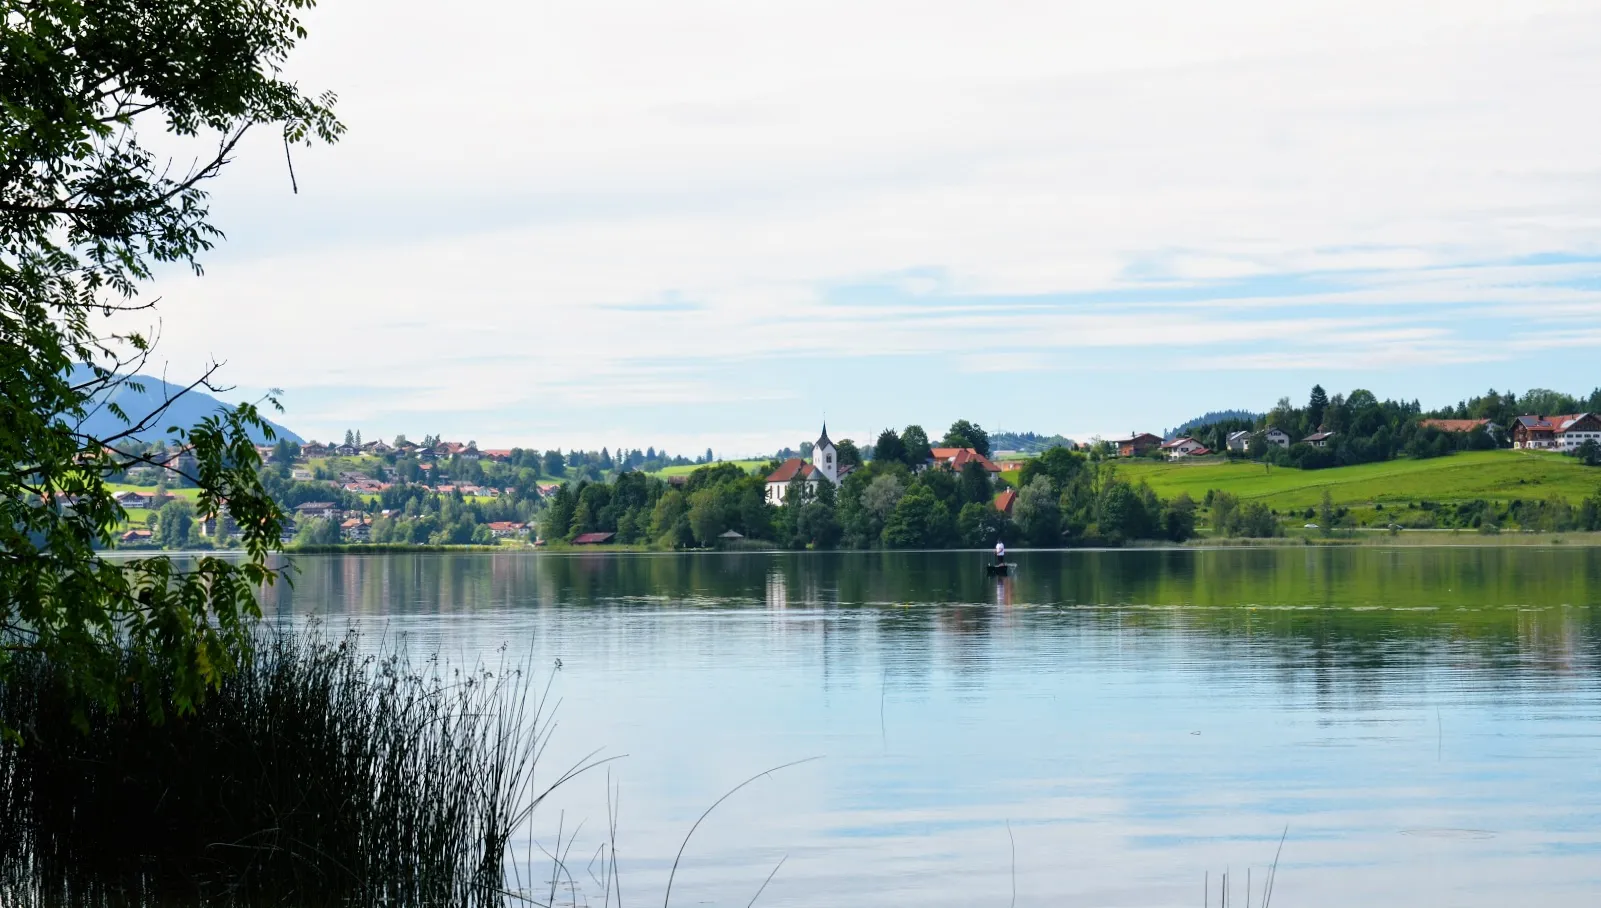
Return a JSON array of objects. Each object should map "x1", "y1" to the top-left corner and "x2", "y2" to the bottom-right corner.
[{"x1": 135, "y1": 0, "x2": 1601, "y2": 455}]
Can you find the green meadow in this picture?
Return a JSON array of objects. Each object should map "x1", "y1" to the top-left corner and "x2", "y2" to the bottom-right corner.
[
  {"x1": 1112, "y1": 449, "x2": 1600, "y2": 510},
  {"x1": 649, "y1": 459, "x2": 768, "y2": 478}
]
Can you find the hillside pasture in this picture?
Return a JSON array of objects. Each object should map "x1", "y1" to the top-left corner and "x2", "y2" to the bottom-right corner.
[
  {"x1": 1114, "y1": 450, "x2": 1600, "y2": 511},
  {"x1": 649, "y1": 460, "x2": 768, "y2": 478}
]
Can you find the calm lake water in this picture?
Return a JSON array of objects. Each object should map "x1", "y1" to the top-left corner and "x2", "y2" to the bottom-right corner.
[{"x1": 265, "y1": 548, "x2": 1601, "y2": 907}]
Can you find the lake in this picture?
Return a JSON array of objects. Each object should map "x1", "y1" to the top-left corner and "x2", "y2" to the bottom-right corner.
[{"x1": 264, "y1": 547, "x2": 1601, "y2": 907}]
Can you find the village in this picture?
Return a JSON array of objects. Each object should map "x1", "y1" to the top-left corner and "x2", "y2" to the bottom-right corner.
[{"x1": 104, "y1": 397, "x2": 1601, "y2": 550}]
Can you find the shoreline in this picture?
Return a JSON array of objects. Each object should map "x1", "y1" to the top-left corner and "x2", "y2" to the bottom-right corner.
[{"x1": 266, "y1": 531, "x2": 1601, "y2": 555}]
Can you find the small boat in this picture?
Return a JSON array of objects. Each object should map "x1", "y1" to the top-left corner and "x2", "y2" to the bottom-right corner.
[{"x1": 986, "y1": 562, "x2": 1013, "y2": 576}]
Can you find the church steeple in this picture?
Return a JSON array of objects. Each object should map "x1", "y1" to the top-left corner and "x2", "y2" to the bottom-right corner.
[{"x1": 812, "y1": 422, "x2": 838, "y2": 485}]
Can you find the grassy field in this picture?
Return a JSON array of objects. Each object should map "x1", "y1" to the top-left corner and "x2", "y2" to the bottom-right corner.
[
  {"x1": 105, "y1": 482, "x2": 201, "y2": 501},
  {"x1": 1114, "y1": 450, "x2": 1601, "y2": 511},
  {"x1": 649, "y1": 459, "x2": 768, "y2": 478},
  {"x1": 107, "y1": 483, "x2": 201, "y2": 530}
]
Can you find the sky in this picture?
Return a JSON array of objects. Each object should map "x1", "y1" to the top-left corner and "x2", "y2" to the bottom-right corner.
[{"x1": 132, "y1": 0, "x2": 1601, "y2": 456}]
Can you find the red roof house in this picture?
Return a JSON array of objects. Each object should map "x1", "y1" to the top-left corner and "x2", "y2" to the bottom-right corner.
[
  {"x1": 928, "y1": 447, "x2": 1001, "y2": 472},
  {"x1": 993, "y1": 488, "x2": 1017, "y2": 515}
]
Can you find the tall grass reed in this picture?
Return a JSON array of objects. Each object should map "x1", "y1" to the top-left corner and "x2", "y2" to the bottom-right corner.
[{"x1": 0, "y1": 628, "x2": 565, "y2": 908}]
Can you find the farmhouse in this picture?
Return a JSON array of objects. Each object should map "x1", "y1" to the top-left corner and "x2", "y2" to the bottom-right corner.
[
  {"x1": 486, "y1": 521, "x2": 527, "y2": 539},
  {"x1": 112, "y1": 489, "x2": 153, "y2": 509},
  {"x1": 1303, "y1": 431, "x2": 1336, "y2": 448},
  {"x1": 1511, "y1": 414, "x2": 1601, "y2": 451},
  {"x1": 340, "y1": 517, "x2": 370, "y2": 542},
  {"x1": 765, "y1": 425, "x2": 849, "y2": 505},
  {"x1": 1111, "y1": 432, "x2": 1162, "y2": 457},
  {"x1": 1560, "y1": 414, "x2": 1601, "y2": 451}
]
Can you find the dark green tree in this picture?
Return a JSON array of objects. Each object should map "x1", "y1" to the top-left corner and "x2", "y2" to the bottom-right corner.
[
  {"x1": 543, "y1": 449, "x2": 567, "y2": 477},
  {"x1": 873, "y1": 429, "x2": 906, "y2": 465},
  {"x1": 835, "y1": 438, "x2": 863, "y2": 469},
  {"x1": 794, "y1": 501, "x2": 842, "y2": 549},
  {"x1": 958, "y1": 460, "x2": 993, "y2": 505},
  {"x1": 899, "y1": 425, "x2": 933, "y2": 466},
  {"x1": 1161, "y1": 493, "x2": 1196, "y2": 542},
  {"x1": 1, "y1": 0, "x2": 340, "y2": 727},
  {"x1": 957, "y1": 501, "x2": 1012, "y2": 547},
  {"x1": 942, "y1": 420, "x2": 991, "y2": 456},
  {"x1": 154, "y1": 500, "x2": 194, "y2": 549},
  {"x1": 1308, "y1": 385, "x2": 1329, "y2": 431},
  {"x1": 1013, "y1": 477, "x2": 1060, "y2": 546},
  {"x1": 1019, "y1": 446, "x2": 1085, "y2": 490},
  {"x1": 291, "y1": 518, "x2": 340, "y2": 547},
  {"x1": 882, "y1": 485, "x2": 952, "y2": 548}
]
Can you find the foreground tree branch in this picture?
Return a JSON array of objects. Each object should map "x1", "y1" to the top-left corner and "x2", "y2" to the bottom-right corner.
[{"x1": 0, "y1": 0, "x2": 342, "y2": 733}]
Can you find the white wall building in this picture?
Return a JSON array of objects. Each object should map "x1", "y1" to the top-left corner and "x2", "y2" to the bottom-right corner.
[{"x1": 765, "y1": 425, "x2": 844, "y2": 505}]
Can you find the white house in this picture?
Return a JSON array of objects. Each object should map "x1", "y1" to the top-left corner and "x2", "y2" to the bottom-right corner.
[
  {"x1": 1303, "y1": 431, "x2": 1336, "y2": 448},
  {"x1": 1229, "y1": 428, "x2": 1291, "y2": 453},
  {"x1": 765, "y1": 425, "x2": 846, "y2": 505},
  {"x1": 1558, "y1": 414, "x2": 1601, "y2": 451},
  {"x1": 1160, "y1": 437, "x2": 1210, "y2": 459}
]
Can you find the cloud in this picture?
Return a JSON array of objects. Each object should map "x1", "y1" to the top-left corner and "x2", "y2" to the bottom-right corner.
[{"x1": 122, "y1": 0, "x2": 1601, "y2": 449}]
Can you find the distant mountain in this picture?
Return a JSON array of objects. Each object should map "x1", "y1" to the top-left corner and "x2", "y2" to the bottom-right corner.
[
  {"x1": 989, "y1": 431, "x2": 1076, "y2": 453},
  {"x1": 66, "y1": 367, "x2": 303, "y2": 444},
  {"x1": 1165, "y1": 410, "x2": 1261, "y2": 439}
]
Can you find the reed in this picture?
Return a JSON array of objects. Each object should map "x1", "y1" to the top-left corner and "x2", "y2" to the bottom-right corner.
[{"x1": 0, "y1": 628, "x2": 550, "y2": 908}]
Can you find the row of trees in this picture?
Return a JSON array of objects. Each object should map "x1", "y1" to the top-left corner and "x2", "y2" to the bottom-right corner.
[
  {"x1": 539, "y1": 465, "x2": 770, "y2": 548},
  {"x1": 1174, "y1": 384, "x2": 1601, "y2": 472},
  {"x1": 531, "y1": 435, "x2": 1200, "y2": 550},
  {"x1": 1426, "y1": 388, "x2": 1601, "y2": 428},
  {"x1": 1175, "y1": 386, "x2": 1502, "y2": 471}
]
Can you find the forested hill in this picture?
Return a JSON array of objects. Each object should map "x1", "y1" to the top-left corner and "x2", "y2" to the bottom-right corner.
[
  {"x1": 989, "y1": 431, "x2": 1076, "y2": 453},
  {"x1": 68, "y1": 367, "x2": 302, "y2": 444},
  {"x1": 1165, "y1": 410, "x2": 1261, "y2": 439}
]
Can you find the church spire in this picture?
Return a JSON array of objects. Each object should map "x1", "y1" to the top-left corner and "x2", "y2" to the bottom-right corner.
[{"x1": 816, "y1": 422, "x2": 832, "y2": 450}]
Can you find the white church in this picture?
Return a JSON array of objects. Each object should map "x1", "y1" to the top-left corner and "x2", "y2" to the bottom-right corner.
[{"x1": 764, "y1": 425, "x2": 850, "y2": 505}]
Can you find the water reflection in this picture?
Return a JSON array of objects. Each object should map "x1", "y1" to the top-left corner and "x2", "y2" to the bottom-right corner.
[
  {"x1": 264, "y1": 548, "x2": 1601, "y2": 692},
  {"x1": 260, "y1": 548, "x2": 1601, "y2": 907}
]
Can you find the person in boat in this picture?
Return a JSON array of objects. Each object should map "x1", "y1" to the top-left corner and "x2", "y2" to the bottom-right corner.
[{"x1": 994, "y1": 540, "x2": 1006, "y2": 565}]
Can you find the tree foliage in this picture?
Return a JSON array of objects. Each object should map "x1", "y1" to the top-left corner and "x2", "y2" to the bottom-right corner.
[
  {"x1": 942, "y1": 420, "x2": 990, "y2": 456},
  {"x1": 1, "y1": 0, "x2": 340, "y2": 728}
]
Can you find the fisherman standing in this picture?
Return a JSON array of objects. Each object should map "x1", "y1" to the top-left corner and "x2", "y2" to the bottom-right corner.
[{"x1": 994, "y1": 540, "x2": 1006, "y2": 565}]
